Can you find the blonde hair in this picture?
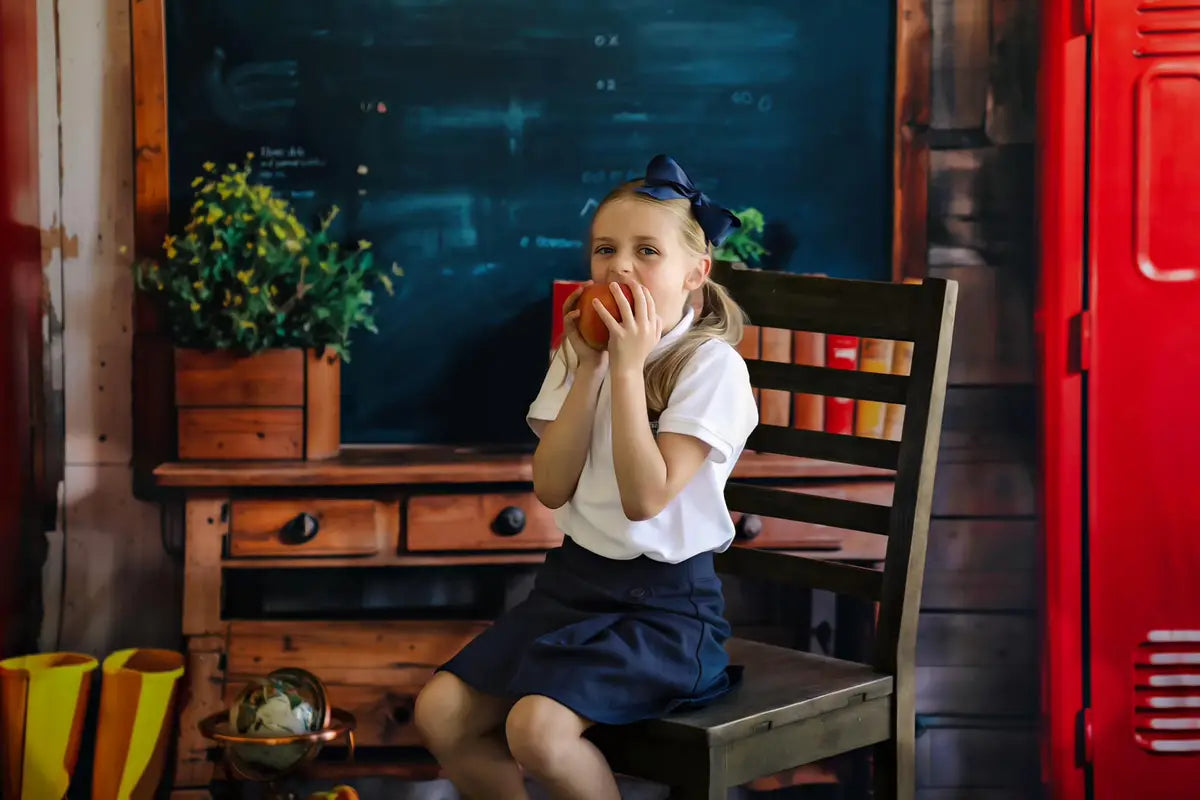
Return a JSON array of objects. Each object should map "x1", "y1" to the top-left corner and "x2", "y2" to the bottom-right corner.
[{"x1": 555, "y1": 179, "x2": 747, "y2": 414}]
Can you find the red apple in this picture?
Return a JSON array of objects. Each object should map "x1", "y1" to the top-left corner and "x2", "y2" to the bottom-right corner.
[{"x1": 577, "y1": 283, "x2": 635, "y2": 350}]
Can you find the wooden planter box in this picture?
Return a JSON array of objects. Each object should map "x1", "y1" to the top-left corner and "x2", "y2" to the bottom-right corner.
[{"x1": 174, "y1": 348, "x2": 340, "y2": 461}]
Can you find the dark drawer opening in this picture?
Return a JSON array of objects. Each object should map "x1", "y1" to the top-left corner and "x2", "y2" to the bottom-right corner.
[{"x1": 223, "y1": 563, "x2": 540, "y2": 622}]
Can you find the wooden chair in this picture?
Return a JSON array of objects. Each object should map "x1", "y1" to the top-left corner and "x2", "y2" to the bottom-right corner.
[{"x1": 589, "y1": 267, "x2": 958, "y2": 800}]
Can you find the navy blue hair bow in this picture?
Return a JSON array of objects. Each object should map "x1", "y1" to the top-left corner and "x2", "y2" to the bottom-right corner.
[{"x1": 634, "y1": 154, "x2": 741, "y2": 247}]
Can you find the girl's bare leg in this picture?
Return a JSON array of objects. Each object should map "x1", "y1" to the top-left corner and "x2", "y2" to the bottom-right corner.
[
  {"x1": 413, "y1": 672, "x2": 527, "y2": 800},
  {"x1": 504, "y1": 694, "x2": 621, "y2": 800}
]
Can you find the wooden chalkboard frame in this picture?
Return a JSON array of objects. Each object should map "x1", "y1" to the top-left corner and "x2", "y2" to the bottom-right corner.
[{"x1": 128, "y1": 0, "x2": 931, "y2": 495}]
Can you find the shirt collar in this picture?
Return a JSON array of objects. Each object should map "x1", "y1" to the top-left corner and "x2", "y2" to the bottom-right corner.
[{"x1": 650, "y1": 306, "x2": 695, "y2": 357}]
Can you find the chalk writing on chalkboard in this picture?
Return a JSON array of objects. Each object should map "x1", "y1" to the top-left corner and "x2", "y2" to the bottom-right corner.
[{"x1": 165, "y1": 0, "x2": 893, "y2": 446}]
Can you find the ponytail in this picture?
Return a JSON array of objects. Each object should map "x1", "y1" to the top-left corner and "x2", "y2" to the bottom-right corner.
[{"x1": 643, "y1": 277, "x2": 746, "y2": 414}]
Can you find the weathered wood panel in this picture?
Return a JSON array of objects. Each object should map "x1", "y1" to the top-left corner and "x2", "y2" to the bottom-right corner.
[
  {"x1": 917, "y1": 613, "x2": 1037, "y2": 667},
  {"x1": 923, "y1": 520, "x2": 1037, "y2": 610},
  {"x1": 928, "y1": 263, "x2": 1034, "y2": 385},
  {"x1": 986, "y1": 0, "x2": 1038, "y2": 145},
  {"x1": 916, "y1": 727, "x2": 1039, "y2": 787},
  {"x1": 928, "y1": 146, "x2": 1036, "y2": 266},
  {"x1": 931, "y1": 0, "x2": 990, "y2": 130}
]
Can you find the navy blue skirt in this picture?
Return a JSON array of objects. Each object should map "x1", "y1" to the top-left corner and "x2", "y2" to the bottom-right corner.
[{"x1": 437, "y1": 536, "x2": 741, "y2": 725}]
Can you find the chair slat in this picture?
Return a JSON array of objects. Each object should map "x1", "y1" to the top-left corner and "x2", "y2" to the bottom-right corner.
[
  {"x1": 747, "y1": 425, "x2": 900, "y2": 470},
  {"x1": 717, "y1": 266, "x2": 922, "y2": 340},
  {"x1": 746, "y1": 359, "x2": 910, "y2": 404},
  {"x1": 725, "y1": 482, "x2": 892, "y2": 535},
  {"x1": 715, "y1": 547, "x2": 883, "y2": 599}
]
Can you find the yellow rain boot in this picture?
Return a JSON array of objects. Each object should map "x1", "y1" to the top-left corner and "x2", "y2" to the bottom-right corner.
[
  {"x1": 90, "y1": 648, "x2": 185, "y2": 800},
  {"x1": 0, "y1": 652, "x2": 99, "y2": 800}
]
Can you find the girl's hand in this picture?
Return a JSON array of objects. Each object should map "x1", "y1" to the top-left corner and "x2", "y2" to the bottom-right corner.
[
  {"x1": 562, "y1": 282, "x2": 607, "y2": 375},
  {"x1": 594, "y1": 282, "x2": 662, "y2": 375}
]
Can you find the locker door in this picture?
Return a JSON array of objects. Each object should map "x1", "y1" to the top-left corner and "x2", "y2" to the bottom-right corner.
[
  {"x1": 1089, "y1": 0, "x2": 1200, "y2": 795},
  {"x1": 0, "y1": 0, "x2": 43, "y2": 654}
]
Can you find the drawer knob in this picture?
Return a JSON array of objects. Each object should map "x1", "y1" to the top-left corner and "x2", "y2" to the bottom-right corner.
[
  {"x1": 391, "y1": 698, "x2": 415, "y2": 725},
  {"x1": 734, "y1": 513, "x2": 763, "y2": 541},
  {"x1": 491, "y1": 506, "x2": 526, "y2": 536},
  {"x1": 279, "y1": 512, "x2": 320, "y2": 545}
]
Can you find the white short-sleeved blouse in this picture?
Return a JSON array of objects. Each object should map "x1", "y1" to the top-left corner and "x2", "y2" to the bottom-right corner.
[{"x1": 527, "y1": 309, "x2": 759, "y2": 563}]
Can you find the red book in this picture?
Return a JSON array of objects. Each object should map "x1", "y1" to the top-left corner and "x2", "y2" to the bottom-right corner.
[{"x1": 823, "y1": 334, "x2": 860, "y2": 435}]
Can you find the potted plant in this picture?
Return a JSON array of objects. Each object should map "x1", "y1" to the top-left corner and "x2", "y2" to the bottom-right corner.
[
  {"x1": 134, "y1": 155, "x2": 398, "y2": 461},
  {"x1": 713, "y1": 207, "x2": 768, "y2": 268}
]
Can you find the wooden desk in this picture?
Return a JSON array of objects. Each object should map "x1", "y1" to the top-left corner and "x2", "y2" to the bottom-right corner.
[{"x1": 158, "y1": 446, "x2": 891, "y2": 796}]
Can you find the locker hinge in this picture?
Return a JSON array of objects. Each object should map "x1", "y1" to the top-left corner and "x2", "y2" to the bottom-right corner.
[
  {"x1": 1069, "y1": 310, "x2": 1093, "y2": 373},
  {"x1": 1075, "y1": 707, "x2": 1094, "y2": 766}
]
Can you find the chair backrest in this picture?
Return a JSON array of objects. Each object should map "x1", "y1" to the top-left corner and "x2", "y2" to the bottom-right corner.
[{"x1": 711, "y1": 263, "x2": 958, "y2": 677}]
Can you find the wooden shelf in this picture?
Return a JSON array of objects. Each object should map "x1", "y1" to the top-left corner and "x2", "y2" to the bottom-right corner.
[{"x1": 154, "y1": 444, "x2": 895, "y2": 488}]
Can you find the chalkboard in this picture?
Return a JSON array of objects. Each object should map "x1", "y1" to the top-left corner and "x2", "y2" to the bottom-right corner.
[{"x1": 165, "y1": 0, "x2": 894, "y2": 446}]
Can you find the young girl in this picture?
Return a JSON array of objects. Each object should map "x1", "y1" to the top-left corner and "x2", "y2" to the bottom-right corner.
[{"x1": 413, "y1": 155, "x2": 759, "y2": 800}]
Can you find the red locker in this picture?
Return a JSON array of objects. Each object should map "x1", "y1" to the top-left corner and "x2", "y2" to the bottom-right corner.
[
  {"x1": 0, "y1": 0, "x2": 43, "y2": 655},
  {"x1": 1039, "y1": 0, "x2": 1200, "y2": 797}
]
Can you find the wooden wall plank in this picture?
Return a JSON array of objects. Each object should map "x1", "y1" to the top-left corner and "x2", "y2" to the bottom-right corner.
[
  {"x1": 928, "y1": 263, "x2": 1034, "y2": 385},
  {"x1": 923, "y1": 520, "x2": 1037, "y2": 610},
  {"x1": 917, "y1": 727, "x2": 1039, "y2": 787},
  {"x1": 917, "y1": 613, "x2": 1037, "y2": 667},
  {"x1": 986, "y1": 0, "x2": 1038, "y2": 144},
  {"x1": 59, "y1": 464, "x2": 179, "y2": 654},
  {"x1": 928, "y1": 146, "x2": 1035, "y2": 267},
  {"x1": 60, "y1": 0, "x2": 136, "y2": 466},
  {"x1": 893, "y1": 0, "x2": 932, "y2": 280},
  {"x1": 918, "y1": 790, "x2": 1031, "y2": 800},
  {"x1": 917, "y1": 666, "x2": 1038, "y2": 715},
  {"x1": 931, "y1": 0, "x2": 991, "y2": 130}
]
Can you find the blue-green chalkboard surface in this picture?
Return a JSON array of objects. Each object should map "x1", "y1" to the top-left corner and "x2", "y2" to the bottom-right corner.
[{"x1": 165, "y1": 0, "x2": 893, "y2": 446}]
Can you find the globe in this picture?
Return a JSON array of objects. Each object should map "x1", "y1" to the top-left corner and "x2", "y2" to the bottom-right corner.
[{"x1": 225, "y1": 667, "x2": 331, "y2": 779}]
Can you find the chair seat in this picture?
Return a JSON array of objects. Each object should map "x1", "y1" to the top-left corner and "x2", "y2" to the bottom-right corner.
[{"x1": 636, "y1": 637, "x2": 893, "y2": 746}]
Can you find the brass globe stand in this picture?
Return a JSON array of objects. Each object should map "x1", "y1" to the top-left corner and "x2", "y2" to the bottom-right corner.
[{"x1": 199, "y1": 708, "x2": 357, "y2": 800}]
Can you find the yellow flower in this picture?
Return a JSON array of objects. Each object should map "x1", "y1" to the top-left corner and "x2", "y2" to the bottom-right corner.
[
  {"x1": 237, "y1": 269, "x2": 253, "y2": 284},
  {"x1": 249, "y1": 286, "x2": 260, "y2": 295},
  {"x1": 233, "y1": 295, "x2": 243, "y2": 306},
  {"x1": 211, "y1": 240, "x2": 224, "y2": 251},
  {"x1": 223, "y1": 289, "x2": 232, "y2": 307},
  {"x1": 379, "y1": 274, "x2": 393, "y2": 293},
  {"x1": 203, "y1": 161, "x2": 216, "y2": 172},
  {"x1": 284, "y1": 240, "x2": 301, "y2": 253},
  {"x1": 191, "y1": 176, "x2": 203, "y2": 187},
  {"x1": 190, "y1": 302, "x2": 200, "y2": 311},
  {"x1": 239, "y1": 320, "x2": 256, "y2": 330},
  {"x1": 192, "y1": 199, "x2": 203, "y2": 212},
  {"x1": 300, "y1": 256, "x2": 311, "y2": 267},
  {"x1": 269, "y1": 285, "x2": 279, "y2": 296},
  {"x1": 257, "y1": 246, "x2": 266, "y2": 256},
  {"x1": 245, "y1": 151, "x2": 254, "y2": 160},
  {"x1": 272, "y1": 224, "x2": 286, "y2": 239},
  {"x1": 391, "y1": 263, "x2": 404, "y2": 276},
  {"x1": 190, "y1": 257, "x2": 200, "y2": 265},
  {"x1": 358, "y1": 239, "x2": 372, "y2": 250},
  {"x1": 192, "y1": 280, "x2": 204, "y2": 291},
  {"x1": 166, "y1": 246, "x2": 177, "y2": 258},
  {"x1": 206, "y1": 205, "x2": 223, "y2": 224}
]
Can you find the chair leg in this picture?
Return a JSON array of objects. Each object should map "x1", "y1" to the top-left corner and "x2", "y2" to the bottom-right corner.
[
  {"x1": 667, "y1": 747, "x2": 728, "y2": 800},
  {"x1": 871, "y1": 733, "x2": 915, "y2": 800}
]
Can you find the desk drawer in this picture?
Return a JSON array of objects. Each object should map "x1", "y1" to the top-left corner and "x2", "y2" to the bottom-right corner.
[
  {"x1": 228, "y1": 498, "x2": 396, "y2": 557},
  {"x1": 406, "y1": 492, "x2": 563, "y2": 552},
  {"x1": 225, "y1": 620, "x2": 486, "y2": 747}
]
